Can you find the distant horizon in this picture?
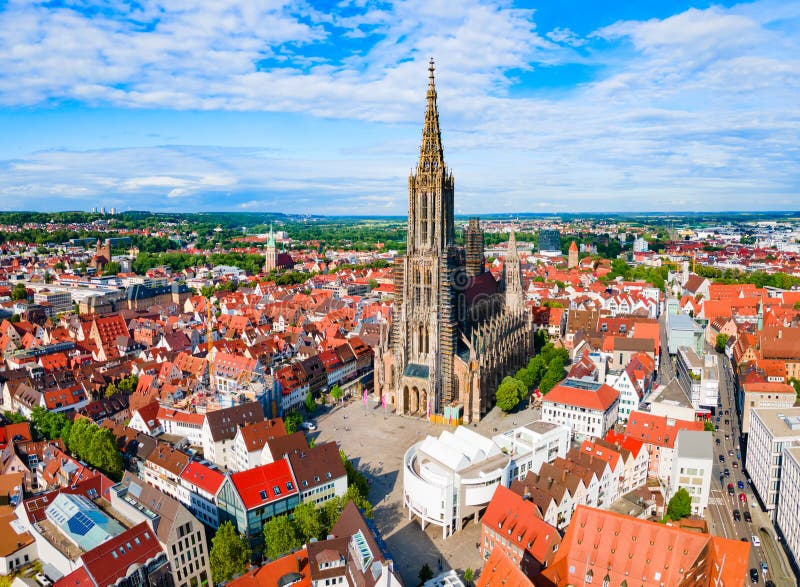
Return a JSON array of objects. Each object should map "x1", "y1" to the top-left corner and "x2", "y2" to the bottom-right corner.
[{"x1": 1, "y1": 209, "x2": 800, "y2": 219}]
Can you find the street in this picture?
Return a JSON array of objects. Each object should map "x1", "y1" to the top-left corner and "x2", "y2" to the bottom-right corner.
[{"x1": 704, "y1": 348, "x2": 796, "y2": 586}]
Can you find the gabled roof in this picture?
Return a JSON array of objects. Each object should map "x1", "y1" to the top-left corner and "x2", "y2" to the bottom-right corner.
[
  {"x1": 146, "y1": 442, "x2": 191, "y2": 476},
  {"x1": 625, "y1": 411, "x2": 704, "y2": 449},
  {"x1": 180, "y1": 461, "x2": 225, "y2": 495},
  {"x1": 476, "y1": 548, "x2": 533, "y2": 587},
  {"x1": 228, "y1": 548, "x2": 311, "y2": 587},
  {"x1": 229, "y1": 459, "x2": 298, "y2": 510},
  {"x1": 239, "y1": 418, "x2": 288, "y2": 452},
  {"x1": 80, "y1": 522, "x2": 164, "y2": 587},
  {"x1": 544, "y1": 378, "x2": 619, "y2": 412},
  {"x1": 481, "y1": 485, "x2": 560, "y2": 565},
  {"x1": 541, "y1": 505, "x2": 749, "y2": 587},
  {"x1": 205, "y1": 401, "x2": 264, "y2": 442},
  {"x1": 287, "y1": 442, "x2": 347, "y2": 492}
]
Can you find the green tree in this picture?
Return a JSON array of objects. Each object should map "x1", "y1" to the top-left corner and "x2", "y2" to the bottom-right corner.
[
  {"x1": 293, "y1": 501, "x2": 322, "y2": 543},
  {"x1": 88, "y1": 426, "x2": 123, "y2": 478},
  {"x1": 464, "y1": 568, "x2": 474, "y2": 584},
  {"x1": 10, "y1": 283, "x2": 28, "y2": 301},
  {"x1": 330, "y1": 384, "x2": 343, "y2": 403},
  {"x1": 419, "y1": 563, "x2": 434, "y2": 585},
  {"x1": 105, "y1": 383, "x2": 118, "y2": 398},
  {"x1": 538, "y1": 358, "x2": 566, "y2": 395},
  {"x1": 514, "y1": 367, "x2": 535, "y2": 390},
  {"x1": 263, "y1": 514, "x2": 302, "y2": 560},
  {"x1": 285, "y1": 412, "x2": 303, "y2": 434},
  {"x1": 527, "y1": 356, "x2": 547, "y2": 387},
  {"x1": 340, "y1": 450, "x2": 369, "y2": 498},
  {"x1": 704, "y1": 421, "x2": 715, "y2": 432},
  {"x1": 304, "y1": 391, "x2": 316, "y2": 413},
  {"x1": 666, "y1": 487, "x2": 692, "y2": 521},
  {"x1": 103, "y1": 261, "x2": 121, "y2": 275},
  {"x1": 3, "y1": 411, "x2": 27, "y2": 424},
  {"x1": 209, "y1": 521, "x2": 250, "y2": 583},
  {"x1": 496, "y1": 376, "x2": 525, "y2": 412},
  {"x1": 715, "y1": 333, "x2": 729, "y2": 353}
]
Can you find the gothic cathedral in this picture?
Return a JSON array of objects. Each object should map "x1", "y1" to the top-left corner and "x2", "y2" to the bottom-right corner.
[{"x1": 374, "y1": 61, "x2": 534, "y2": 422}]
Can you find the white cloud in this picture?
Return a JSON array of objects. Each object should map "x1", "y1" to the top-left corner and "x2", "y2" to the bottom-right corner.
[
  {"x1": 546, "y1": 27, "x2": 586, "y2": 47},
  {"x1": 0, "y1": 1, "x2": 798, "y2": 211}
]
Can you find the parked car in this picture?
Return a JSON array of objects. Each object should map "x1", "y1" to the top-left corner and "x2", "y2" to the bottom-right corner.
[
  {"x1": 719, "y1": 455, "x2": 726, "y2": 463},
  {"x1": 716, "y1": 438, "x2": 721, "y2": 445},
  {"x1": 733, "y1": 509, "x2": 741, "y2": 521},
  {"x1": 728, "y1": 483, "x2": 735, "y2": 495},
  {"x1": 744, "y1": 511, "x2": 752, "y2": 523},
  {"x1": 750, "y1": 568, "x2": 759, "y2": 583},
  {"x1": 34, "y1": 573, "x2": 51, "y2": 586},
  {"x1": 752, "y1": 535, "x2": 761, "y2": 547},
  {"x1": 740, "y1": 493, "x2": 748, "y2": 503},
  {"x1": 733, "y1": 461, "x2": 739, "y2": 468},
  {"x1": 728, "y1": 449, "x2": 734, "y2": 456},
  {"x1": 725, "y1": 468, "x2": 730, "y2": 477},
  {"x1": 760, "y1": 561, "x2": 768, "y2": 573},
  {"x1": 738, "y1": 480, "x2": 745, "y2": 489},
  {"x1": 300, "y1": 421, "x2": 317, "y2": 431}
]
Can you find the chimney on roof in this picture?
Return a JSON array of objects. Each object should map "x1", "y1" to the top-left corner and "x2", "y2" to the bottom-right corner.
[
  {"x1": 523, "y1": 485, "x2": 531, "y2": 500},
  {"x1": 297, "y1": 556, "x2": 302, "y2": 573}
]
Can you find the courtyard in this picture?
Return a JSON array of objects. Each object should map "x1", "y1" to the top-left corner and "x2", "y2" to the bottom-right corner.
[{"x1": 313, "y1": 397, "x2": 538, "y2": 585}]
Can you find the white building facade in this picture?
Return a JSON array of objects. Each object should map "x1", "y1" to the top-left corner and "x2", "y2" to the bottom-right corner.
[
  {"x1": 403, "y1": 426, "x2": 510, "y2": 539},
  {"x1": 491, "y1": 421, "x2": 570, "y2": 482},
  {"x1": 775, "y1": 445, "x2": 800, "y2": 569},
  {"x1": 746, "y1": 408, "x2": 800, "y2": 516},
  {"x1": 669, "y1": 430, "x2": 713, "y2": 515}
]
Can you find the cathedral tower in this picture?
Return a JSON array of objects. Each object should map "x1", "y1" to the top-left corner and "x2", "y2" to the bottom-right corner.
[
  {"x1": 392, "y1": 59, "x2": 458, "y2": 416},
  {"x1": 263, "y1": 224, "x2": 277, "y2": 273},
  {"x1": 465, "y1": 218, "x2": 484, "y2": 278},
  {"x1": 504, "y1": 230, "x2": 525, "y2": 312}
]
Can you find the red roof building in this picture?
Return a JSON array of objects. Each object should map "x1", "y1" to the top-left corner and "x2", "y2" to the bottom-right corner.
[
  {"x1": 481, "y1": 485, "x2": 561, "y2": 579},
  {"x1": 540, "y1": 505, "x2": 750, "y2": 586}
]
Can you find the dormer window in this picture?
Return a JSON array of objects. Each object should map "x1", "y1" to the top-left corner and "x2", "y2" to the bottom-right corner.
[{"x1": 584, "y1": 570, "x2": 593, "y2": 583}]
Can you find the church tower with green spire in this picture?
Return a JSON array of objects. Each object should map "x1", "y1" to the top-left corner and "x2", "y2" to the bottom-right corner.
[{"x1": 264, "y1": 223, "x2": 278, "y2": 273}]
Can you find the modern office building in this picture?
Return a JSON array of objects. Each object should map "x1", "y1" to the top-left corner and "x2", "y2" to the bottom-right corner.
[
  {"x1": 746, "y1": 408, "x2": 800, "y2": 516},
  {"x1": 538, "y1": 229, "x2": 562, "y2": 255},
  {"x1": 676, "y1": 346, "x2": 719, "y2": 411},
  {"x1": 666, "y1": 313, "x2": 704, "y2": 355},
  {"x1": 740, "y1": 382, "x2": 796, "y2": 434},
  {"x1": 775, "y1": 444, "x2": 800, "y2": 569}
]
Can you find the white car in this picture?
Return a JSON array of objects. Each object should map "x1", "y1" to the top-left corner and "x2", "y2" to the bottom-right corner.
[
  {"x1": 752, "y1": 535, "x2": 761, "y2": 547},
  {"x1": 300, "y1": 421, "x2": 317, "y2": 431},
  {"x1": 35, "y1": 573, "x2": 51, "y2": 586}
]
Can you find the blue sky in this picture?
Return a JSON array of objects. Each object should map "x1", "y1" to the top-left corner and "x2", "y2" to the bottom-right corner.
[{"x1": 1, "y1": 0, "x2": 798, "y2": 214}]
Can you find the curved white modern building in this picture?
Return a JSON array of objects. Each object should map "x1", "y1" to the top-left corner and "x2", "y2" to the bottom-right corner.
[{"x1": 403, "y1": 426, "x2": 510, "y2": 538}]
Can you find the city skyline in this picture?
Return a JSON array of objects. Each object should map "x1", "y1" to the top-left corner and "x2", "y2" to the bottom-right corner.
[{"x1": 1, "y1": 0, "x2": 799, "y2": 214}]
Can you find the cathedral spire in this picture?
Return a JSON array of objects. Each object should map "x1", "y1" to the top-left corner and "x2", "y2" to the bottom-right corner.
[
  {"x1": 419, "y1": 58, "x2": 445, "y2": 174},
  {"x1": 505, "y1": 229, "x2": 524, "y2": 312}
]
